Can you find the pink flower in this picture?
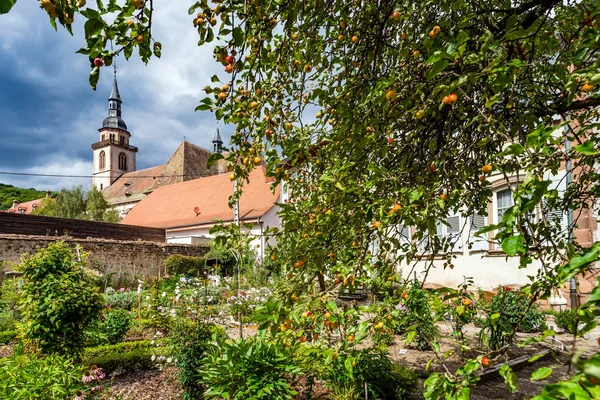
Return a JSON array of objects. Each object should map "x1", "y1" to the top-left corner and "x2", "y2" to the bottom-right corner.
[
  {"x1": 82, "y1": 375, "x2": 94, "y2": 383},
  {"x1": 119, "y1": 288, "x2": 125, "y2": 292},
  {"x1": 105, "y1": 303, "x2": 110, "y2": 308}
]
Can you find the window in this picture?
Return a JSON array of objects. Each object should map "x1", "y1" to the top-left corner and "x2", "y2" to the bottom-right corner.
[
  {"x1": 110, "y1": 133, "x2": 115, "y2": 141},
  {"x1": 119, "y1": 135, "x2": 125, "y2": 144},
  {"x1": 118, "y1": 152, "x2": 128, "y2": 170},
  {"x1": 100, "y1": 183, "x2": 103, "y2": 190},
  {"x1": 496, "y1": 189, "x2": 513, "y2": 222},
  {"x1": 468, "y1": 212, "x2": 489, "y2": 251},
  {"x1": 99, "y1": 150, "x2": 106, "y2": 170},
  {"x1": 102, "y1": 134, "x2": 105, "y2": 141}
]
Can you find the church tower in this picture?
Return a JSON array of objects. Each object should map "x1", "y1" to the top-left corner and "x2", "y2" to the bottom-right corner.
[{"x1": 92, "y1": 67, "x2": 138, "y2": 191}]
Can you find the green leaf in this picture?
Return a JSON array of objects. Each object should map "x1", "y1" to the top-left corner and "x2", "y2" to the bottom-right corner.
[
  {"x1": 499, "y1": 365, "x2": 519, "y2": 393},
  {"x1": 233, "y1": 27, "x2": 244, "y2": 47},
  {"x1": 207, "y1": 153, "x2": 224, "y2": 169},
  {"x1": 502, "y1": 235, "x2": 525, "y2": 256},
  {"x1": 89, "y1": 67, "x2": 100, "y2": 90},
  {"x1": 0, "y1": 0, "x2": 17, "y2": 15},
  {"x1": 531, "y1": 367, "x2": 553, "y2": 381},
  {"x1": 84, "y1": 19, "x2": 105, "y2": 38},
  {"x1": 427, "y1": 60, "x2": 449, "y2": 80},
  {"x1": 574, "y1": 141, "x2": 598, "y2": 156}
]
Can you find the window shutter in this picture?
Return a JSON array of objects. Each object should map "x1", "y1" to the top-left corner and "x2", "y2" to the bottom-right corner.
[
  {"x1": 468, "y1": 213, "x2": 488, "y2": 251},
  {"x1": 546, "y1": 172, "x2": 568, "y2": 235}
]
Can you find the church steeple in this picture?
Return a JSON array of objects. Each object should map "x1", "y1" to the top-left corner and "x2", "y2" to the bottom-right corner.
[
  {"x1": 102, "y1": 66, "x2": 127, "y2": 130},
  {"x1": 212, "y1": 126, "x2": 223, "y2": 153}
]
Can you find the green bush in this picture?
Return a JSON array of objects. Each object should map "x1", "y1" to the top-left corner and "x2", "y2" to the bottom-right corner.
[
  {"x1": 170, "y1": 320, "x2": 227, "y2": 400},
  {"x1": 164, "y1": 254, "x2": 205, "y2": 276},
  {"x1": 0, "y1": 330, "x2": 17, "y2": 344},
  {"x1": 0, "y1": 312, "x2": 15, "y2": 332},
  {"x1": 400, "y1": 281, "x2": 439, "y2": 351},
  {"x1": 19, "y1": 241, "x2": 104, "y2": 355},
  {"x1": 200, "y1": 337, "x2": 302, "y2": 400},
  {"x1": 103, "y1": 308, "x2": 132, "y2": 344},
  {"x1": 105, "y1": 290, "x2": 138, "y2": 310},
  {"x1": 478, "y1": 287, "x2": 548, "y2": 352},
  {"x1": 81, "y1": 340, "x2": 166, "y2": 373},
  {"x1": 0, "y1": 353, "x2": 84, "y2": 399},
  {"x1": 327, "y1": 348, "x2": 418, "y2": 400},
  {"x1": 554, "y1": 309, "x2": 579, "y2": 334}
]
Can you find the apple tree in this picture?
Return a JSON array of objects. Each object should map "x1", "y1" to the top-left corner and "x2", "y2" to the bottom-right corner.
[{"x1": 3, "y1": 0, "x2": 600, "y2": 397}]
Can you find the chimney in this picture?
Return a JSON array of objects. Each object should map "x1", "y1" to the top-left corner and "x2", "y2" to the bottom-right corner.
[
  {"x1": 12, "y1": 200, "x2": 18, "y2": 210},
  {"x1": 46, "y1": 190, "x2": 52, "y2": 198}
]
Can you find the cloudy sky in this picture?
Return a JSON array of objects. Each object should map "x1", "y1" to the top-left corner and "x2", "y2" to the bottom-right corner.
[{"x1": 0, "y1": 1, "x2": 230, "y2": 191}]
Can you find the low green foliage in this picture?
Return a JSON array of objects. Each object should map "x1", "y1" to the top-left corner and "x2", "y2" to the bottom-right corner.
[
  {"x1": 164, "y1": 254, "x2": 205, "y2": 276},
  {"x1": 200, "y1": 337, "x2": 302, "y2": 400},
  {"x1": 170, "y1": 320, "x2": 227, "y2": 400},
  {"x1": 553, "y1": 309, "x2": 579, "y2": 334},
  {"x1": 478, "y1": 287, "x2": 547, "y2": 353},
  {"x1": 0, "y1": 353, "x2": 84, "y2": 399},
  {"x1": 328, "y1": 348, "x2": 418, "y2": 400},
  {"x1": 400, "y1": 281, "x2": 439, "y2": 351},
  {"x1": 104, "y1": 290, "x2": 138, "y2": 310},
  {"x1": 103, "y1": 308, "x2": 132, "y2": 344},
  {"x1": 0, "y1": 329, "x2": 17, "y2": 344},
  {"x1": 19, "y1": 241, "x2": 104, "y2": 355},
  {"x1": 81, "y1": 340, "x2": 166, "y2": 373}
]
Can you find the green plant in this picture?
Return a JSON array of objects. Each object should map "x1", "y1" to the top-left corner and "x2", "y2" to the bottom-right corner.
[
  {"x1": 0, "y1": 330, "x2": 17, "y2": 344},
  {"x1": 0, "y1": 353, "x2": 85, "y2": 399},
  {"x1": 372, "y1": 327, "x2": 396, "y2": 348},
  {"x1": 478, "y1": 287, "x2": 547, "y2": 353},
  {"x1": 554, "y1": 309, "x2": 579, "y2": 334},
  {"x1": 200, "y1": 337, "x2": 302, "y2": 400},
  {"x1": 103, "y1": 308, "x2": 132, "y2": 344},
  {"x1": 104, "y1": 290, "x2": 138, "y2": 310},
  {"x1": 327, "y1": 348, "x2": 418, "y2": 400},
  {"x1": 81, "y1": 339, "x2": 167, "y2": 373},
  {"x1": 400, "y1": 281, "x2": 439, "y2": 351},
  {"x1": 18, "y1": 241, "x2": 104, "y2": 355},
  {"x1": 164, "y1": 254, "x2": 205, "y2": 276},
  {"x1": 170, "y1": 320, "x2": 227, "y2": 400}
]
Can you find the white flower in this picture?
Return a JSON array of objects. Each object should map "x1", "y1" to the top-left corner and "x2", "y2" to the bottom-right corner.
[
  {"x1": 162, "y1": 292, "x2": 166, "y2": 297},
  {"x1": 151, "y1": 355, "x2": 156, "y2": 361},
  {"x1": 167, "y1": 357, "x2": 173, "y2": 363}
]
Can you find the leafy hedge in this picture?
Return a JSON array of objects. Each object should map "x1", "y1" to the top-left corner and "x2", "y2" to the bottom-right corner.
[
  {"x1": 81, "y1": 340, "x2": 167, "y2": 373},
  {"x1": 0, "y1": 330, "x2": 17, "y2": 344},
  {"x1": 164, "y1": 255, "x2": 205, "y2": 276}
]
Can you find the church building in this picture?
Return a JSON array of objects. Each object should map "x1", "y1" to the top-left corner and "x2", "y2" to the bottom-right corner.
[{"x1": 92, "y1": 68, "x2": 227, "y2": 217}]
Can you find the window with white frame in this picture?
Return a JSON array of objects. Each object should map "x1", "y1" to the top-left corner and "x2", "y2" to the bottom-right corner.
[
  {"x1": 468, "y1": 212, "x2": 488, "y2": 251},
  {"x1": 496, "y1": 188, "x2": 513, "y2": 222}
]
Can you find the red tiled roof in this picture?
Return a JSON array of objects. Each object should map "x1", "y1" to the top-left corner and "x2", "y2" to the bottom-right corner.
[
  {"x1": 5, "y1": 198, "x2": 45, "y2": 214},
  {"x1": 102, "y1": 165, "x2": 166, "y2": 205},
  {"x1": 121, "y1": 166, "x2": 279, "y2": 229}
]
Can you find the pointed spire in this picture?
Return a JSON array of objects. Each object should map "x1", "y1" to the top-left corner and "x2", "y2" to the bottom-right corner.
[
  {"x1": 109, "y1": 65, "x2": 121, "y2": 102},
  {"x1": 212, "y1": 124, "x2": 223, "y2": 153},
  {"x1": 101, "y1": 63, "x2": 128, "y2": 131}
]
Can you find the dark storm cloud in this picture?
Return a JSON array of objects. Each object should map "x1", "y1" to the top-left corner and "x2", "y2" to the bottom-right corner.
[{"x1": 0, "y1": 1, "x2": 232, "y2": 190}]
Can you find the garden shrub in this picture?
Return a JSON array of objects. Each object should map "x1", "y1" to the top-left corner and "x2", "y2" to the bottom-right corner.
[
  {"x1": 554, "y1": 309, "x2": 579, "y2": 334},
  {"x1": 200, "y1": 337, "x2": 302, "y2": 399},
  {"x1": 81, "y1": 339, "x2": 166, "y2": 373},
  {"x1": 170, "y1": 320, "x2": 227, "y2": 400},
  {"x1": 19, "y1": 241, "x2": 104, "y2": 355},
  {"x1": 400, "y1": 281, "x2": 439, "y2": 351},
  {"x1": 0, "y1": 353, "x2": 84, "y2": 399},
  {"x1": 164, "y1": 254, "x2": 205, "y2": 276},
  {"x1": 0, "y1": 330, "x2": 17, "y2": 344},
  {"x1": 103, "y1": 308, "x2": 132, "y2": 344},
  {"x1": 105, "y1": 290, "x2": 138, "y2": 310},
  {"x1": 327, "y1": 348, "x2": 418, "y2": 400},
  {"x1": 0, "y1": 312, "x2": 15, "y2": 332},
  {"x1": 478, "y1": 287, "x2": 547, "y2": 352}
]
